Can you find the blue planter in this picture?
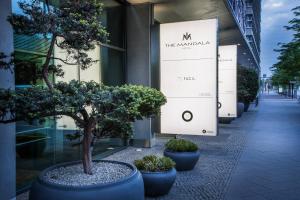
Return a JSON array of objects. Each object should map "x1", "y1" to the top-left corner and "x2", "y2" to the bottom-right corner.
[
  {"x1": 164, "y1": 150, "x2": 200, "y2": 171},
  {"x1": 29, "y1": 160, "x2": 144, "y2": 200},
  {"x1": 244, "y1": 102, "x2": 250, "y2": 112},
  {"x1": 237, "y1": 102, "x2": 244, "y2": 118},
  {"x1": 140, "y1": 168, "x2": 176, "y2": 197},
  {"x1": 219, "y1": 117, "x2": 234, "y2": 124}
]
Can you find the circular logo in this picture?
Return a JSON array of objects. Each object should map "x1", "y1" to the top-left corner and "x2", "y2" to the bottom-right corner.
[
  {"x1": 218, "y1": 102, "x2": 222, "y2": 109},
  {"x1": 202, "y1": 129, "x2": 207, "y2": 134},
  {"x1": 182, "y1": 110, "x2": 193, "y2": 122}
]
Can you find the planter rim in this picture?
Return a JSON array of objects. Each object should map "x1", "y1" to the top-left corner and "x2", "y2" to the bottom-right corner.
[
  {"x1": 164, "y1": 149, "x2": 199, "y2": 153},
  {"x1": 139, "y1": 167, "x2": 176, "y2": 174},
  {"x1": 37, "y1": 160, "x2": 138, "y2": 190}
]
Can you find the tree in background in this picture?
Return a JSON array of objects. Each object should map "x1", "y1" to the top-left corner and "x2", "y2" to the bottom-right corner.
[
  {"x1": 0, "y1": 0, "x2": 167, "y2": 175},
  {"x1": 271, "y1": 6, "x2": 300, "y2": 87}
]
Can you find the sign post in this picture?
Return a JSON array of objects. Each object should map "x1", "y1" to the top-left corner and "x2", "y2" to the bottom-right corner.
[
  {"x1": 160, "y1": 19, "x2": 218, "y2": 136},
  {"x1": 218, "y1": 45, "x2": 238, "y2": 118}
]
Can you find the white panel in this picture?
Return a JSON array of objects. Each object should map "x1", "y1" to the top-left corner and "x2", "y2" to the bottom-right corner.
[
  {"x1": 160, "y1": 19, "x2": 218, "y2": 136},
  {"x1": 161, "y1": 98, "x2": 216, "y2": 136},
  {"x1": 218, "y1": 45, "x2": 237, "y2": 118}
]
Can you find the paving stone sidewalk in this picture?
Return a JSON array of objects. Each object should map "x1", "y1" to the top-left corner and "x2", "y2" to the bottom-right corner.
[{"x1": 17, "y1": 105, "x2": 258, "y2": 200}]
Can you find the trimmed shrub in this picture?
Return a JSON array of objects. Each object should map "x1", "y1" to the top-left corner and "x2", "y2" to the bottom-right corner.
[
  {"x1": 165, "y1": 139, "x2": 198, "y2": 152},
  {"x1": 134, "y1": 155, "x2": 175, "y2": 172}
]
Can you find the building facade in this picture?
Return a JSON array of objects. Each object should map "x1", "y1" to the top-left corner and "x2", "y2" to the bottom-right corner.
[
  {"x1": 228, "y1": 0, "x2": 261, "y2": 69},
  {"x1": 0, "y1": 0, "x2": 261, "y2": 199}
]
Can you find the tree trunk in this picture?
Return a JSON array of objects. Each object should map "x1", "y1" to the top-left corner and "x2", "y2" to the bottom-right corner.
[
  {"x1": 82, "y1": 122, "x2": 94, "y2": 175},
  {"x1": 43, "y1": 35, "x2": 56, "y2": 90}
]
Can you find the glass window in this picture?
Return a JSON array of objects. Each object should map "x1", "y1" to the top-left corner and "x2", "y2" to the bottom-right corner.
[
  {"x1": 101, "y1": 46, "x2": 125, "y2": 86},
  {"x1": 101, "y1": 1, "x2": 125, "y2": 48}
]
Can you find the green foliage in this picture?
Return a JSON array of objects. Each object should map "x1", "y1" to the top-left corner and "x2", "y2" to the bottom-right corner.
[
  {"x1": 2, "y1": 0, "x2": 109, "y2": 88},
  {"x1": 134, "y1": 155, "x2": 175, "y2": 172},
  {"x1": 0, "y1": 81, "x2": 167, "y2": 140},
  {"x1": 271, "y1": 6, "x2": 300, "y2": 86},
  {"x1": 237, "y1": 66, "x2": 259, "y2": 104},
  {"x1": 165, "y1": 139, "x2": 198, "y2": 152}
]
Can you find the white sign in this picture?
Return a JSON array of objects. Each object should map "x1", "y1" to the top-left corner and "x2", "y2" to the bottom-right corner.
[
  {"x1": 160, "y1": 19, "x2": 218, "y2": 136},
  {"x1": 218, "y1": 45, "x2": 237, "y2": 118}
]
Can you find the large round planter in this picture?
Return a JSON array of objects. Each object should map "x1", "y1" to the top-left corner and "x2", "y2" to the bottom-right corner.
[
  {"x1": 244, "y1": 102, "x2": 250, "y2": 112},
  {"x1": 141, "y1": 168, "x2": 176, "y2": 197},
  {"x1": 237, "y1": 102, "x2": 244, "y2": 118},
  {"x1": 29, "y1": 160, "x2": 144, "y2": 200},
  {"x1": 164, "y1": 150, "x2": 200, "y2": 171}
]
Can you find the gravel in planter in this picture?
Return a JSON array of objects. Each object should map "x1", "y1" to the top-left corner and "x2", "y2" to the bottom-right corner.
[{"x1": 44, "y1": 162, "x2": 132, "y2": 186}]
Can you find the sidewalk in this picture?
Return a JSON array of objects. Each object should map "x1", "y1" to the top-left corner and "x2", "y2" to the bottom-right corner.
[
  {"x1": 225, "y1": 94, "x2": 300, "y2": 200},
  {"x1": 106, "y1": 106, "x2": 259, "y2": 200}
]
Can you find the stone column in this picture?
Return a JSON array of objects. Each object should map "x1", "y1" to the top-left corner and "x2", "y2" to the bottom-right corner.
[{"x1": 0, "y1": 0, "x2": 16, "y2": 199}]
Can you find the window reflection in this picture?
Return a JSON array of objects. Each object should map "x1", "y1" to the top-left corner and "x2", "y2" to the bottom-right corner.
[{"x1": 101, "y1": 46, "x2": 125, "y2": 86}]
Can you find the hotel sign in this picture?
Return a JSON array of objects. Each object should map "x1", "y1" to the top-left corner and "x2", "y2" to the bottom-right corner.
[
  {"x1": 218, "y1": 45, "x2": 237, "y2": 118},
  {"x1": 160, "y1": 19, "x2": 218, "y2": 136}
]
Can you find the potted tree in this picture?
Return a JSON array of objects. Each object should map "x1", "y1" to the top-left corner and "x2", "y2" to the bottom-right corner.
[
  {"x1": 238, "y1": 66, "x2": 259, "y2": 112},
  {"x1": 1, "y1": 81, "x2": 166, "y2": 200},
  {"x1": 134, "y1": 155, "x2": 176, "y2": 197},
  {"x1": 0, "y1": 1, "x2": 167, "y2": 200},
  {"x1": 164, "y1": 139, "x2": 200, "y2": 171}
]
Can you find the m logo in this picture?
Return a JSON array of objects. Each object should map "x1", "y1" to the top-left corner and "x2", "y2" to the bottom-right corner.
[{"x1": 182, "y1": 32, "x2": 191, "y2": 40}]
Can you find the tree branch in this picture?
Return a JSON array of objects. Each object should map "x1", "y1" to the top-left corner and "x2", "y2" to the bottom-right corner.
[
  {"x1": 42, "y1": 35, "x2": 56, "y2": 90},
  {"x1": 0, "y1": 111, "x2": 85, "y2": 126}
]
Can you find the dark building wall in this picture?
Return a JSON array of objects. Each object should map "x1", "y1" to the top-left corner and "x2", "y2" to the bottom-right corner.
[{"x1": 0, "y1": 0, "x2": 16, "y2": 199}]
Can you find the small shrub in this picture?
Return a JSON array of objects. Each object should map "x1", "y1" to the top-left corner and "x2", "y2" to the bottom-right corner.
[
  {"x1": 165, "y1": 139, "x2": 198, "y2": 152},
  {"x1": 134, "y1": 155, "x2": 175, "y2": 172}
]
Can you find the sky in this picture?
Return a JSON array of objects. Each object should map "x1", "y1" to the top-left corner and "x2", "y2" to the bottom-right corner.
[{"x1": 261, "y1": 0, "x2": 299, "y2": 77}]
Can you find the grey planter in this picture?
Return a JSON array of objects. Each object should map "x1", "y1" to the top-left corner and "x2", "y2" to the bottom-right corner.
[
  {"x1": 218, "y1": 117, "x2": 234, "y2": 124},
  {"x1": 244, "y1": 102, "x2": 250, "y2": 112},
  {"x1": 164, "y1": 150, "x2": 200, "y2": 171},
  {"x1": 29, "y1": 160, "x2": 144, "y2": 200},
  {"x1": 140, "y1": 168, "x2": 176, "y2": 197},
  {"x1": 237, "y1": 102, "x2": 244, "y2": 118}
]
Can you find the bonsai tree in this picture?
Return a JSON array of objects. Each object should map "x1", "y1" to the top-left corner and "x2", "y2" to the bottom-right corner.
[
  {"x1": 237, "y1": 65, "x2": 259, "y2": 105},
  {"x1": 0, "y1": 81, "x2": 166, "y2": 174},
  {"x1": 0, "y1": 0, "x2": 167, "y2": 175}
]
